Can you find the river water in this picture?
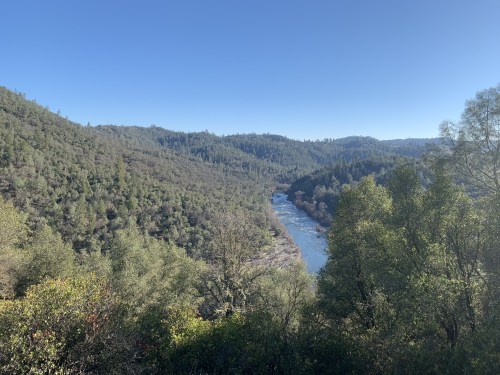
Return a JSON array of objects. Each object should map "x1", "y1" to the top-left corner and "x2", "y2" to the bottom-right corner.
[{"x1": 272, "y1": 194, "x2": 328, "y2": 274}]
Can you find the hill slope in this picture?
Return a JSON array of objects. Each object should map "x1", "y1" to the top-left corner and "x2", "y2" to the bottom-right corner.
[
  {"x1": 0, "y1": 87, "x2": 271, "y2": 256},
  {"x1": 94, "y1": 125, "x2": 436, "y2": 184},
  {"x1": 0, "y1": 86, "x2": 438, "y2": 253}
]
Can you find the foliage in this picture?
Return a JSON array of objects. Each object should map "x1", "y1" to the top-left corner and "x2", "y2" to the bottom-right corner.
[
  {"x1": 318, "y1": 167, "x2": 495, "y2": 373},
  {"x1": 109, "y1": 226, "x2": 204, "y2": 317},
  {"x1": 0, "y1": 198, "x2": 74, "y2": 299},
  {"x1": 201, "y1": 210, "x2": 270, "y2": 318},
  {"x1": 0, "y1": 275, "x2": 129, "y2": 374},
  {"x1": 440, "y1": 84, "x2": 500, "y2": 195},
  {"x1": 255, "y1": 261, "x2": 314, "y2": 332},
  {"x1": 318, "y1": 176, "x2": 397, "y2": 331},
  {"x1": 0, "y1": 86, "x2": 270, "y2": 257},
  {"x1": 0, "y1": 197, "x2": 26, "y2": 299},
  {"x1": 15, "y1": 224, "x2": 75, "y2": 296},
  {"x1": 0, "y1": 196, "x2": 27, "y2": 249},
  {"x1": 286, "y1": 157, "x2": 431, "y2": 225},
  {"x1": 101, "y1": 126, "x2": 431, "y2": 185},
  {"x1": 0, "y1": 84, "x2": 498, "y2": 373}
]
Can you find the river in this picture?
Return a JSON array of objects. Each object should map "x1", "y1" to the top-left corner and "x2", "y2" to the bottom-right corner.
[{"x1": 272, "y1": 193, "x2": 328, "y2": 274}]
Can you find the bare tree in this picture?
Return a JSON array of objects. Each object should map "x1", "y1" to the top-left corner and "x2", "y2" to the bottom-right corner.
[
  {"x1": 204, "y1": 209, "x2": 266, "y2": 317},
  {"x1": 440, "y1": 85, "x2": 500, "y2": 195}
]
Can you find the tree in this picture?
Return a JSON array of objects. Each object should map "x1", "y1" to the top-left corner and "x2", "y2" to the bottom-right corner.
[
  {"x1": 318, "y1": 176, "x2": 396, "y2": 331},
  {"x1": 109, "y1": 227, "x2": 203, "y2": 317},
  {"x1": 0, "y1": 197, "x2": 27, "y2": 299},
  {"x1": 0, "y1": 196, "x2": 27, "y2": 250},
  {"x1": 439, "y1": 87, "x2": 500, "y2": 362},
  {"x1": 15, "y1": 224, "x2": 75, "y2": 296},
  {"x1": 482, "y1": 193, "x2": 500, "y2": 315},
  {"x1": 386, "y1": 165, "x2": 426, "y2": 261},
  {"x1": 440, "y1": 85, "x2": 500, "y2": 195},
  {"x1": 115, "y1": 157, "x2": 127, "y2": 192},
  {"x1": 317, "y1": 168, "x2": 494, "y2": 373},
  {"x1": 203, "y1": 210, "x2": 266, "y2": 318},
  {"x1": 417, "y1": 169, "x2": 487, "y2": 345},
  {"x1": 255, "y1": 261, "x2": 313, "y2": 332}
]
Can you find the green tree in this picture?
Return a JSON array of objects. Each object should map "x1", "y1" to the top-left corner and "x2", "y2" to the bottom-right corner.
[
  {"x1": 115, "y1": 157, "x2": 126, "y2": 192},
  {"x1": 109, "y1": 227, "x2": 203, "y2": 317},
  {"x1": 317, "y1": 168, "x2": 494, "y2": 373},
  {"x1": 482, "y1": 193, "x2": 500, "y2": 315},
  {"x1": 256, "y1": 261, "x2": 313, "y2": 333},
  {"x1": 386, "y1": 165, "x2": 426, "y2": 258},
  {"x1": 0, "y1": 196, "x2": 26, "y2": 250},
  {"x1": 318, "y1": 176, "x2": 396, "y2": 331},
  {"x1": 0, "y1": 197, "x2": 27, "y2": 299},
  {"x1": 418, "y1": 170, "x2": 487, "y2": 345},
  {"x1": 16, "y1": 224, "x2": 75, "y2": 296}
]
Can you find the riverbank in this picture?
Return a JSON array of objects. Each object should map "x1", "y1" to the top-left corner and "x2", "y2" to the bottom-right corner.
[
  {"x1": 270, "y1": 232, "x2": 301, "y2": 267},
  {"x1": 251, "y1": 231, "x2": 301, "y2": 269}
]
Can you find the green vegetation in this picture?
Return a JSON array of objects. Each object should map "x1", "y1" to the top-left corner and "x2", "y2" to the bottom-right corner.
[
  {"x1": 286, "y1": 156, "x2": 431, "y2": 226},
  {"x1": 0, "y1": 85, "x2": 498, "y2": 373},
  {"x1": 318, "y1": 169, "x2": 496, "y2": 373}
]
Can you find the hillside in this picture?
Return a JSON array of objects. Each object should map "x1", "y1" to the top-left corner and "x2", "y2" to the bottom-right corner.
[
  {"x1": 93, "y1": 125, "x2": 436, "y2": 184},
  {"x1": 0, "y1": 85, "x2": 498, "y2": 374},
  {"x1": 0, "y1": 87, "x2": 272, "y2": 257},
  {"x1": 286, "y1": 157, "x2": 431, "y2": 225},
  {"x1": 0, "y1": 86, "x2": 441, "y2": 253}
]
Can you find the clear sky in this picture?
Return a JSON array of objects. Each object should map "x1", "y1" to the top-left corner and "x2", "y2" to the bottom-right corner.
[{"x1": 1, "y1": 0, "x2": 499, "y2": 140}]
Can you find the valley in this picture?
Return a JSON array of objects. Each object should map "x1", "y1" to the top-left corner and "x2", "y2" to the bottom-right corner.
[{"x1": 0, "y1": 85, "x2": 498, "y2": 374}]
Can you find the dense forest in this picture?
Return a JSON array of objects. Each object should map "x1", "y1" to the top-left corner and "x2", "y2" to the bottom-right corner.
[
  {"x1": 0, "y1": 85, "x2": 499, "y2": 374},
  {"x1": 93, "y1": 124, "x2": 435, "y2": 182}
]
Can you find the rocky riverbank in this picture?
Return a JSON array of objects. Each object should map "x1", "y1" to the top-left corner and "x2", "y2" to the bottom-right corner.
[{"x1": 252, "y1": 231, "x2": 301, "y2": 269}]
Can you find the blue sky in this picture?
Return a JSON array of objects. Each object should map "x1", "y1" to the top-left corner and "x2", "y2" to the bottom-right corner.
[{"x1": 1, "y1": 0, "x2": 499, "y2": 140}]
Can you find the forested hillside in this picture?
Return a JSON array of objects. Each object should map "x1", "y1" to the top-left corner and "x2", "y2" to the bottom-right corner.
[
  {"x1": 94, "y1": 124, "x2": 433, "y2": 184},
  {"x1": 286, "y1": 157, "x2": 432, "y2": 225},
  {"x1": 0, "y1": 86, "x2": 439, "y2": 264},
  {"x1": 0, "y1": 85, "x2": 436, "y2": 254},
  {"x1": 0, "y1": 87, "x2": 274, "y2": 257},
  {"x1": 0, "y1": 85, "x2": 498, "y2": 374},
  {"x1": 0, "y1": 86, "x2": 314, "y2": 373}
]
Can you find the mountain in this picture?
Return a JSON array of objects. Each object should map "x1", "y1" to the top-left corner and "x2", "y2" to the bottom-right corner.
[
  {"x1": 0, "y1": 86, "x2": 438, "y2": 254},
  {"x1": 2, "y1": 86, "x2": 496, "y2": 374},
  {"x1": 0, "y1": 87, "x2": 271, "y2": 256},
  {"x1": 92, "y1": 125, "x2": 437, "y2": 184}
]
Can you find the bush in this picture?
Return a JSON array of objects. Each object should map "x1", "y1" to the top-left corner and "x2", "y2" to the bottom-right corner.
[{"x1": 0, "y1": 275, "x2": 130, "y2": 374}]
